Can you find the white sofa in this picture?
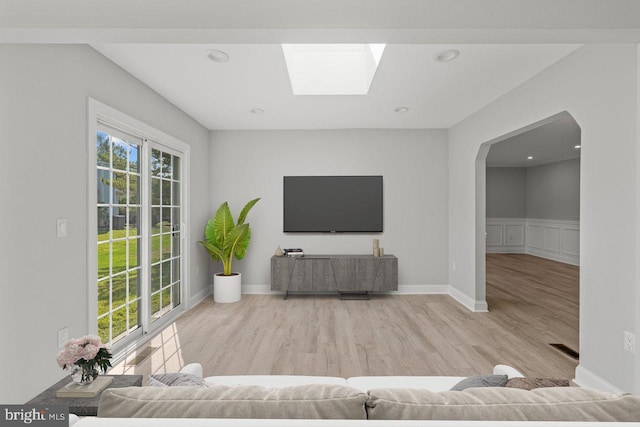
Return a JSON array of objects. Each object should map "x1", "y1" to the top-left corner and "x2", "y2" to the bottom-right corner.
[
  {"x1": 183, "y1": 363, "x2": 524, "y2": 392},
  {"x1": 68, "y1": 364, "x2": 640, "y2": 426}
]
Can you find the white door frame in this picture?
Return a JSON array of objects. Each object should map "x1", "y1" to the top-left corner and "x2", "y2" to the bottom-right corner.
[{"x1": 87, "y1": 97, "x2": 191, "y2": 355}]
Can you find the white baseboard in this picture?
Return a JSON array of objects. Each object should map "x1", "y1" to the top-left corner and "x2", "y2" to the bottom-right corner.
[
  {"x1": 394, "y1": 284, "x2": 449, "y2": 294},
  {"x1": 189, "y1": 286, "x2": 211, "y2": 308},
  {"x1": 525, "y1": 247, "x2": 579, "y2": 266},
  {"x1": 242, "y1": 283, "x2": 487, "y2": 313},
  {"x1": 486, "y1": 247, "x2": 525, "y2": 254},
  {"x1": 449, "y1": 286, "x2": 489, "y2": 312},
  {"x1": 574, "y1": 365, "x2": 624, "y2": 394},
  {"x1": 242, "y1": 284, "x2": 272, "y2": 294},
  {"x1": 242, "y1": 284, "x2": 450, "y2": 295},
  {"x1": 473, "y1": 299, "x2": 489, "y2": 312}
]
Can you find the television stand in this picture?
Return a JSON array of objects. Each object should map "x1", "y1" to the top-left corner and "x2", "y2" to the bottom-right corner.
[
  {"x1": 338, "y1": 291, "x2": 372, "y2": 300},
  {"x1": 271, "y1": 254, "x2": 398, "y2": 298}
]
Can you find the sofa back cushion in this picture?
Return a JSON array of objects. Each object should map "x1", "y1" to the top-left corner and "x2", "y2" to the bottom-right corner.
[
  {"x1": 347, "y1": 376, "x2": 465, "y2": 393},
  {"x1": 98, "y1": 384, "x2": 367, "y2": 419},
  {"x1": 205, "y1": 375, "x2": 347, "y2": 388},
  {"x1": 366, "y1": 387, "x2": 640, "y2": 421}
]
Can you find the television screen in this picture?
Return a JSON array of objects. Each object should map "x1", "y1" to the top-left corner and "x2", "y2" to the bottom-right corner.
[{"x1": 283, "y1": 176, "x2": 383, "y2": 232}]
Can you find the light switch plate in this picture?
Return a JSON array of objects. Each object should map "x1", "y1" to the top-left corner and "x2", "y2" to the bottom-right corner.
[
  {"x1": 58, "y1": 327, "x2": 68, "y2": 349},
  {"x1": 57, "y1": 218, "x2": 67, "y2": 237}
]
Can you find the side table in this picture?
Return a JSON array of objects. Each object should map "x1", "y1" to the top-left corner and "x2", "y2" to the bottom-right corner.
[{"x1": 26, "y1": 375, "x2": 143, "y2": 416}]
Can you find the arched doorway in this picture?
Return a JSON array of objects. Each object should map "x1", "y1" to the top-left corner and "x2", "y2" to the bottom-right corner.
[{"x1": 475, "y1": 111, "x2": 581, "y2": 310}]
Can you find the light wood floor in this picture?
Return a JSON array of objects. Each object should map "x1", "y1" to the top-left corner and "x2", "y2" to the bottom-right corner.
[{"x1": 111, "y1": 254, "x2": 579, "y2": 382}]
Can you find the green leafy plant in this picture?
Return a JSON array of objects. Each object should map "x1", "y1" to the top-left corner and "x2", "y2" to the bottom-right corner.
[{"x1": 199, "y1": 198, "x2": 260, "y2": 276}]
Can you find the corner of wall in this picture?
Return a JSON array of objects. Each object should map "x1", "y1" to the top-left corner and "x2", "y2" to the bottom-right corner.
[
  {"x1": 574, "y1": 365, "x2": 625, "y2": 394},
  {"x1": 449, "y1": 286, "x2": 488, "y2": 312},
  {"x1": 189, "y1": 286, "x2": 211, "y2": 308}
]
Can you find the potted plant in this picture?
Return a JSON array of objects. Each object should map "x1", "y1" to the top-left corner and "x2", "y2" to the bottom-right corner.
[{"x1": 199, "y1": 198, "x2": 260, "y2": 303}]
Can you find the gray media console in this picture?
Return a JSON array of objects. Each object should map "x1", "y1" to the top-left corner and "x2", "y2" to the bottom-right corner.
[{"x1": 270, "y1": 254, "x2": 398, "y2": 299}]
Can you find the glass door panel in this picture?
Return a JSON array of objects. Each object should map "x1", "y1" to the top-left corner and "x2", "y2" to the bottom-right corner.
[
  {"x1": 95, "y1": 126, "x2": 143, "y2": 347},
  {"x1": 149, "y1": 148, "x2": 183, "y2": 323}
]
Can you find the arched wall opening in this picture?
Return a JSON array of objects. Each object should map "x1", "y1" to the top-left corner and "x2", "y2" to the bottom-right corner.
[
  {"x1": 447, "y1": 43, "x2": 637, "y2": 394},
  {"x1": 474, "y1": 111, "x2": 581, "y2": 309}
]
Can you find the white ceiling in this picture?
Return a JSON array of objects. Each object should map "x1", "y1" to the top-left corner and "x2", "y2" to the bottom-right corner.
[
  {"x1": 486, "y1": 113, "x2": 581, "y2": 167},
  {"x1": 4, "y1": 1, "x2": 639, "y2": 133},
  {"x1": 3, "y1": 1, "x2": 640, "y2": 44},
  {"x1": 92, "y1": 43, "x2": 580, "y2": 130}
]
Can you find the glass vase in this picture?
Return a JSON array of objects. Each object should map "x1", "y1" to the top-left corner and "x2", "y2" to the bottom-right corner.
[{"x1": 67, "y1": 364, "x2": 98, "y2": 385}]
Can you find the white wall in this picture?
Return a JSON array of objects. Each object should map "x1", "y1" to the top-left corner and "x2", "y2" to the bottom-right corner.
[
  {"x1": 449, "y1": 45, "x2": 638, "y2": 393},
  {"x1": 636, "y1": 42, "x2": 640, "y2": 406},
  {"x1": 207, "y1": 129, "x2": 449, "y2": 291},
  {"x1": 0, "y1": 44, "x2": 210, "y2": 403}
]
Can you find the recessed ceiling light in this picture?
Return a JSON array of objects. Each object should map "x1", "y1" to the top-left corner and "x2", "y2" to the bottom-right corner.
[
  {"x1": 394, "y1": 107, "x2": 409, "y2": 113},
  {"x1": 434, "y1": 49, "x2": 460, "y2": 63},
  {"x1": 206, "y1": 50, "x2": 230, "y2": 63},
  {"x1": 250, "y1": 108, "x2": 264, "y2": 114},
  {"x1": 574, "y1": 145, "x2": 581, "y2": 149},
  {"x1": 527, "y1": 156, "x2": 533, "y2": 160}
]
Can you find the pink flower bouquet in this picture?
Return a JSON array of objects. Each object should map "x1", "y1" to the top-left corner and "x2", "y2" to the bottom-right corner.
[{"x1": 56, "y1": 335, "x2": 112, "y2": 384}]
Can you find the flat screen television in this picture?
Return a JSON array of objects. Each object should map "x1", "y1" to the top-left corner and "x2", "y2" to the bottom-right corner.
[{"x1": 283, "y1": 176, "x2": 383, "y2": 232}]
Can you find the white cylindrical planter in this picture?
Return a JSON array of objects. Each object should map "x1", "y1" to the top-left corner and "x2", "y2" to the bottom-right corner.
[{"x1": 213, "y1": 273, "x2": 242, "y2": 303}]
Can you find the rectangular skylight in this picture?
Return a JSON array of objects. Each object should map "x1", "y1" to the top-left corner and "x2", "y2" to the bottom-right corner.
[{"x1": 282, "y1": 44, "x2": 385, "y2": 95}]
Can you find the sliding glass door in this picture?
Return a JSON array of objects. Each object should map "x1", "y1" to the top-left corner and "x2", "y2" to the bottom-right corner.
[{"x1": 95, "y1": 122, "x2": 185, "y2": 350}]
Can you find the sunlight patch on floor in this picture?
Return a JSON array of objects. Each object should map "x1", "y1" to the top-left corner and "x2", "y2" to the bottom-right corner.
[{"x1": 109, "y1": 322, "x2": 184, "y2": 380}]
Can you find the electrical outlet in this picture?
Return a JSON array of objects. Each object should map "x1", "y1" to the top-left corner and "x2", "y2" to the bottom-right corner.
[
  {"x1": 624, "y1": 331, "x2": 635, "y2": 353},
  {"x1": 58, "y1": 327, "x2": 68, "y2": 349}
]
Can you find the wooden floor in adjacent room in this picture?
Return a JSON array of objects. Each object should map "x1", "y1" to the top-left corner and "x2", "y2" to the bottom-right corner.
[{"x1": 111, "y1": 254, "x2": 579, "y2": 382}]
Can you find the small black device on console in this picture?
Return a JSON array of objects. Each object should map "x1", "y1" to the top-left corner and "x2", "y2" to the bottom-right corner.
[{"x1": 283, "y1": 248, "x2": 304, "y2": 257}]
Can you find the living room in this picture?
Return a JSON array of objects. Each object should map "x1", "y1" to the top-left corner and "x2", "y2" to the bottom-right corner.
[{"x1": 1, "y1": 1, "x2": 640, "y2": 421}]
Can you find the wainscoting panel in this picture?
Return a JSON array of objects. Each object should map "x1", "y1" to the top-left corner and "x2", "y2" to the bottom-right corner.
[
  {"x1": 563, "y1": 228, "x2": 580, "y2": 256},
  {"x1": 505, "y1": 224, "x2": 525, "y2": 246},
  {"x1": 487, "y1": 218, "x2": 579, "y2": 266},
  {"x1": 486, "y1": 219, "x2": 525, "y2": 254},
  {"x1": 486, "y1": 224, "x2": 504, "y2": 246},
  {"x1": 543, "y1": 226, "x2": 561, "y2": 252},
  {"x1": 526, "y1": 225, "x2": 543, "y2": 249}
]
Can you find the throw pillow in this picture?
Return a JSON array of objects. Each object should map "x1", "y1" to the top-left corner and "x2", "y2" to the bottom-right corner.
[
  {"x1": 450, "y1": 374, "x2": 508, "y2": 391},
  {"x1": 505, "y1": 377, "x2": 570, "y2": 390},
  {"x1": 148, "y1": 373, "x2": 207, "y2": 388}
]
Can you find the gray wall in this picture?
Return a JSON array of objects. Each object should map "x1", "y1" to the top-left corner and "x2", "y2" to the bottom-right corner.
[
  {"x1": 207, "y1": 129, "x2": 449, "y2": 289},
  {"x1": 526, "y1": 158, "x2": 580, "y2": 221},
  {"x1": 0, "y1": 44, "x2": 210, "y2": 403},
  {"x1": 485, "y1": 168, "x2": 527, "y2": 218},
  {"x1": 486, "y1": 159, "x2": 580, "y2": 221}
]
